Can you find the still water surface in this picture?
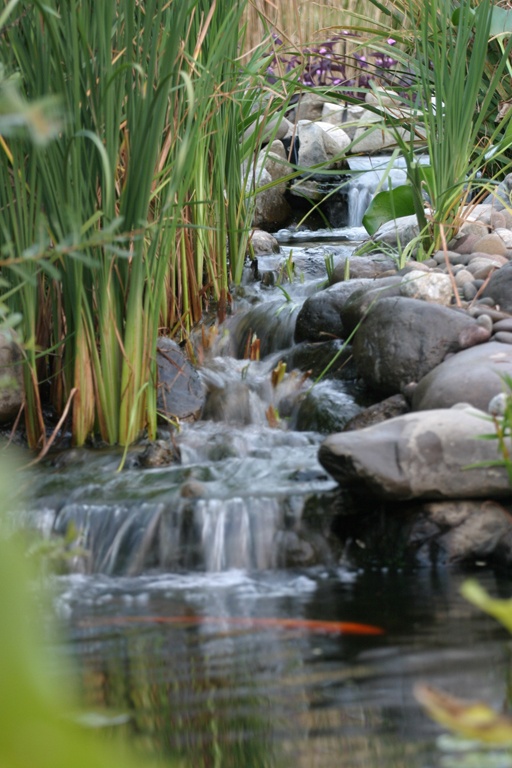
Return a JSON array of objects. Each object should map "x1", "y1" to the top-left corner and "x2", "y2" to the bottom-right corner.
[{"x1": 54, "y1": 566, "x2": 512, "y2": 768}]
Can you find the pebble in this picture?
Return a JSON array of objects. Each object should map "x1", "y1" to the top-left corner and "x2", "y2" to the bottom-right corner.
[
  {"x1": 469, "y1": 306, "x2": 509, "y2": 322},
  {"x1": 493, "y1": 331, "x2": 512, "y2": 344},
  {"x1": 493, "y1": 319, "x2": 512, "y2": 332},
  {"x1": 454, "y1": 268, "x2": 474, "y2": 287},
  {"x1": 471, "y1": 233, "x2": 507, "y2": 256},
  {"x1": 433, "y1": 250, "x2": 469, "y2": 266},
  {"x1": 476, "y1": 296, "x2": 495, "y2": 306},
  {"x1": 475, "y1": 314, "x2": 493, "y2": 333},
  {"x1": 463, "y1": 282, "x2": 478, "y2": 301},
  {"x1": 493, "y1": 228, "x2": 512, "y2": 249}
]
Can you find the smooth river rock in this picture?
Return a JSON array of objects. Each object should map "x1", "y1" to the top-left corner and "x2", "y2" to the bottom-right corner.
[
  {"x1": 412, "y1": 341, "x2": 512, "y2": 411},
  {"x1": 480, "y1": 261, "x2": 512, "y2": 312},
  {"x1": 318, "y1": 405, "x2": 510, "y2": 500},
  {"x1": 351, "y1": 296, "x2": 491, "y2": 396},
  {"x1": 294, "y1": 278, "x2": 373, "y2": 343}
]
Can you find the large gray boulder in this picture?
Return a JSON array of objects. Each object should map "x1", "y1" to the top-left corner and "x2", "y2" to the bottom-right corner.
[
  {"x1": 351, "y1": 296, "x2": 491, "y2": 395},
  {"x1": 319, "y1": 405, "x2": 511, "y2": 500},
  {"x1": 339, "y1": 275, "x2": 403, "y2": 333},
  {"x1": 412, "y1": 341, "x2": 512, "y2": 411}
]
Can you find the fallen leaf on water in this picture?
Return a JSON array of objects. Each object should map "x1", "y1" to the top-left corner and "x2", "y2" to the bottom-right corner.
[{"x1": 415, "y1": 683, "x2": 512, "y2": 746}]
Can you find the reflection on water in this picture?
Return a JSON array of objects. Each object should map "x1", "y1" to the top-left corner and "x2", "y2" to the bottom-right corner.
[{"x1": 55, "y1": 567, "x2": 512, "y2": 768}]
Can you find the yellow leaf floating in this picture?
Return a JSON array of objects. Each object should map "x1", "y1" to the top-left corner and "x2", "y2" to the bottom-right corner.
[{"x1": 414, "y1": 684, "x2": 512, "y2": 746}]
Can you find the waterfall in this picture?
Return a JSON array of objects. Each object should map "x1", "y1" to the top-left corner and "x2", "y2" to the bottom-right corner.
[{"x1": 346, "y1": 155, "x2": 408, "y2": 228}]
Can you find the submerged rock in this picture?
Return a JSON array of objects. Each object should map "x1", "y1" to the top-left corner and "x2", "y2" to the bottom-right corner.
[
  {"x1": 319, "y1": 405, "x2": 510, "y2": 500},
  {"x1": 336, "y1": 497, "x2": 512, "y2": 569}
]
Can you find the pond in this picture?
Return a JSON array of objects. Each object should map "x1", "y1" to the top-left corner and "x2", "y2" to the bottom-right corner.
[
  {"x1": 53, "y1": 566, "x2": 511, "y2": 768},
  {"x1": 18, "y1": 223, "x2": 512, "y2": 767}
]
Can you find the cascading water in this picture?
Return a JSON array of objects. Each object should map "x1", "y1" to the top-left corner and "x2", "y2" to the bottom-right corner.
[
  {"x1": 346, "y1": 154, "x2": 430, "y2": 228},
  {"x1": 25, "y1": 243, "x2": 366, "y2": 575}
]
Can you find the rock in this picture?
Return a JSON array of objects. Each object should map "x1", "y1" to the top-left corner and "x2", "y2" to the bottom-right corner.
[
  {"x1": 318, "y1": 405, "x2": 511, "y2": 500},
  {"x1": 339, "y1": 275, "x2": 403, "y2": 333},
  {"x1": 321, "y1": 102, "x2": 345, "y2": 125},
  {"x1": 493, "y1": 227, "x2": 512, "y2": 250},
  {"x1": 282, "y1": 340, "x2": 357, "y2": 380},
  {"x1": 331, "y1": 253, "x2": 397, "y2": 282},
  {"x1": 493, "y1": 319, "x2": 512, "y2": 333},
  {"x1": 322, "y1": 103, "x2": 366, "y2": 138},
  {"x1": 156, "y1": 338, "x2": 205, "y2": 421},
  {"x1": 365, "y1": 88, "x2": 401, "y2": 107},
  {"x1": 0, "y1": 332, "x2": 23, "y2": 424},
  {"x1": 343, "y1": 394, "x2": 410, "y2": 431},
  {"x1": 351, "y1": 297, "x2": 490, "y2": 396},
  {"x1": 292, "y1": 380, "x2": 362, "y2": 433},
  {"x1": 399, "y1": 270, "x2": 453, "y2": 305},
  {"x1": 249, "y1": 142, "x2": 292, "y2": 230},
  {"x1": 471, "y1": 233, "x2": 508, "y2": 256},
  {"x1": 292, "y1": 93, "x2": 329, "y2": 122},
  {"x1": 243, "y1": 115, "x2": 292, "y2": 146},
  {"x1": 294, "y1": 278, "x2": 374, "y2": 343},
  {"x1": 483, "y1": 173, "x2": 512, "y2": 210},
  {"x1": 414, "y1": 500, "x2": 512, "y2": 565},
  {"x1": 137, "y1": 439, "x2": 179, "y2": 468},
  {"x1": 412, "y1": 342, "x2": 512, "y2": 411},
  {"x1": 467, "y1": 202, "x2": 512, "y2": 229},
  {"x1": 296, "y1": 120, "x2": 350, "y2": 168},
  {"x1": 249, "y1": 229, "x2": 280, "y2": 256},
  {"x1": 373, "y1": 214, "x2": 420, "y2": 248},
  {"x1": 480, "y1": 261, "x2": 512, "y2": 312}
]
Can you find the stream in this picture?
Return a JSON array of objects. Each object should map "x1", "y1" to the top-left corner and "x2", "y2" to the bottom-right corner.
[{"x1": 16, "y1": 177, "x2": 512, "y2": 767}]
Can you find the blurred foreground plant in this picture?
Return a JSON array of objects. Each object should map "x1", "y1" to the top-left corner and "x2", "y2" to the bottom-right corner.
[
  {"x1": 0, "y1": 453, "x2": 170, "y2": 768},
  {"x1": 415, "y1": 581, "x2": 512, "y2": 747}
]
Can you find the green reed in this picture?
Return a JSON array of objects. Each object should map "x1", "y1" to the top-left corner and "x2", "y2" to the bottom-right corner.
[{"x1": 0, "y1": 0, "x2": 289, "y2": 449}]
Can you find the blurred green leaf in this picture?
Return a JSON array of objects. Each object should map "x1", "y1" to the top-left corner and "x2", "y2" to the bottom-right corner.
[{"x1": 461, "y1": 580, "x2": 512, "y2": 634}]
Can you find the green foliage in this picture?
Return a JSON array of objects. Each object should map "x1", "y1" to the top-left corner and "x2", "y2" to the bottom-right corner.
[
  {"x1": 461, "y1": 580, "x2": 512, "y2": 635},
  {"x1": 0, "y1": 0, "x2": 292, "y2": 449},
  {"x1": 0, "y1": 454, "x2": 167, "y2": 768},
  {"x1": 350, "y1": 0, "x2": 512, "y2": 251},
  {"x1": 362, "y1": 184, "x2": 416, "y2": 236}
]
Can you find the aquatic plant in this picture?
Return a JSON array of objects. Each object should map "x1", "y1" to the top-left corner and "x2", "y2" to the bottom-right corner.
[
  {"x1": 0, "y1": 0, "x2": 294, "y2": 449},
  {"x1": 352, "y1": 0, "x2": 512, "y2": 251}
]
